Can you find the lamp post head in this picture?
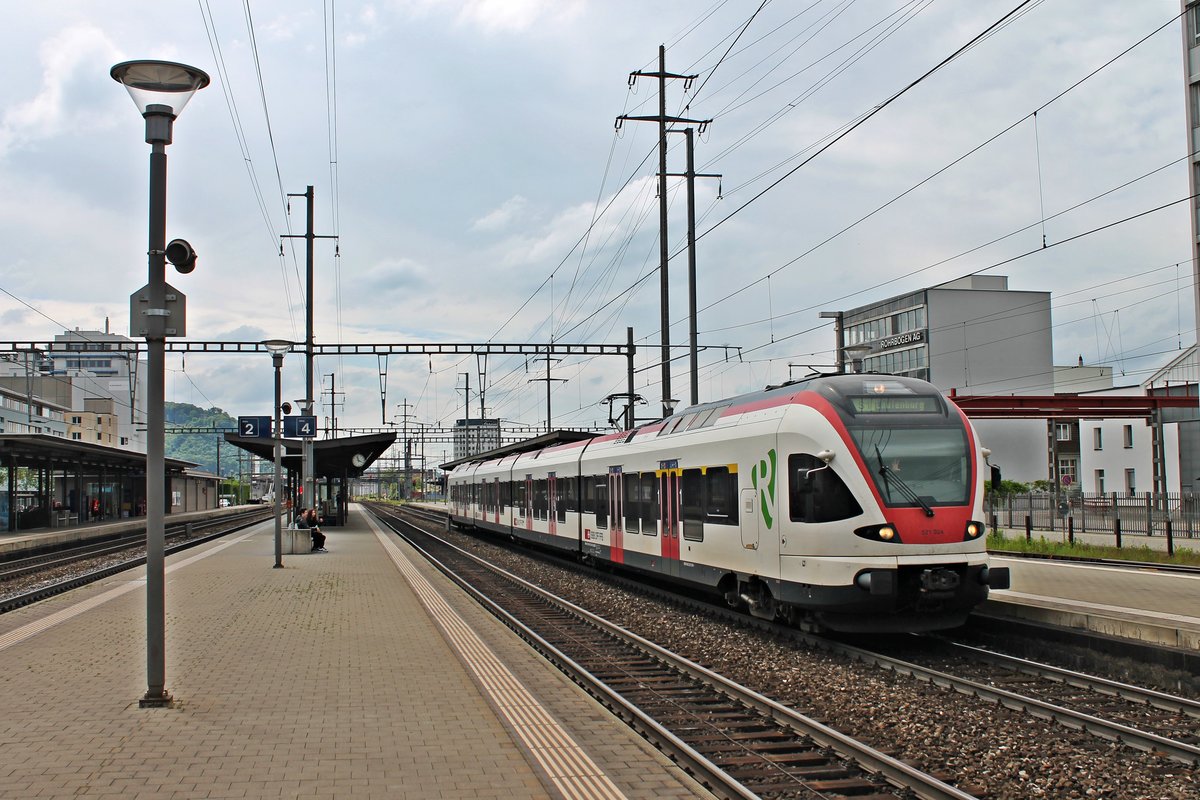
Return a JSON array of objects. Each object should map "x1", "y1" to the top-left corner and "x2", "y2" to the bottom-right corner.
[
  {"x1": 663, "y1": 398, "x2": 679, "y2": 415},
  {"x1": 111, "y1": 60, "x2": 210, "y2": 117},
  {"x1": 261, "y1": 339, "x2": 294, "y2": 356}
]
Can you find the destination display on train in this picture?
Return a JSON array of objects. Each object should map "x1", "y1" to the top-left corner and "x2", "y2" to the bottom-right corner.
[{"x1": 849, "y1": 395, "x2": 941, "y2": 414}]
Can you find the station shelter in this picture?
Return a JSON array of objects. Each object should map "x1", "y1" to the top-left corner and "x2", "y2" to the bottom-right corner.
[
  {"x1": 0, "y1": 433, "x2": 216, "y2": 533},
  {"x1": 223, "y1": 431, "x2": 394, "y2": 526}
]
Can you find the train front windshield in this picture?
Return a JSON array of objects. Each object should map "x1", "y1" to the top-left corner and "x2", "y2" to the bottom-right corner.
[{"x1": 848, "y1": 425, "x2": 971, "y2": 507}]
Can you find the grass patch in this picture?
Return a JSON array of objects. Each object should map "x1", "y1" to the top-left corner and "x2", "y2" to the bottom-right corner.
[{"x1": 987, "y1": 530, "x2": 1200, "y2": 566}]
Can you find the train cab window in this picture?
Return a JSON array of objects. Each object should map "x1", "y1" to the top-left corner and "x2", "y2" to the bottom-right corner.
[
  {"x1": 788, "y1": 454, "x2": 863, "y2": 523},
  {"x1": 624, "y1": 475, "x2": 640, "y2": 533},
  {"x1": 705, "y1": 467, "x2": 738, "y2": 525},
  {"x1": 595, "y1": 479, "x2": 608, "y2": 528},
  {"x1": 681, "y1": 468, "x2": 705, "y2": 541},
  {"x1": 640, "y1": 473, "x2": 658, "y2": 535}
]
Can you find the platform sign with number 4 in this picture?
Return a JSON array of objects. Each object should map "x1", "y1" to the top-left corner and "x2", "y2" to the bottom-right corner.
[
  {"x1": 283, "y1": 415, "x2": 318, "y2": 438},
  {"x1": 237, "y1": 416, "x2": 272, "y2": 438}
]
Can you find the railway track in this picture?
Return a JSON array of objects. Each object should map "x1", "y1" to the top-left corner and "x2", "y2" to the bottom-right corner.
[
  {"x1": 383, "y1": 502, "x2": 1200, "y2": 771},
  {"x1": 370, "y1": 502, "x2": 976, "y2": 800},
  {"x1": 0, "y1": 508, "x2": 271, "y2": 613}
]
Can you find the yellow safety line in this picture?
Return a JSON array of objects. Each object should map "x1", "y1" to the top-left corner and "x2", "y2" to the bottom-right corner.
[{"x1": 368, "y1": 516, "x2": 629, "y2": 800}]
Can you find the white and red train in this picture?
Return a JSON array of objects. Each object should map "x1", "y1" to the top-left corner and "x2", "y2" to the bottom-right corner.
[{"x1": 446, "y1": 374, "x2": 1009, "y2": 633}]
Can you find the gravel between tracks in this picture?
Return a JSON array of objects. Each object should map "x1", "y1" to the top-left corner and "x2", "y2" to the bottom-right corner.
[{"x1": 434, "y1": 525, "x2": 1198, "y2": 800}]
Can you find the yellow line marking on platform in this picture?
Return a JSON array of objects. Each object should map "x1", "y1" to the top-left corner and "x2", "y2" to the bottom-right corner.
[{"x1": 368, "y1": 515, "x2": 629, "y2": 800}]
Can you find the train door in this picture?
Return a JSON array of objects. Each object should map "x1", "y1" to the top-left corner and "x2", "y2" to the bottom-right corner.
[
  {"x1": 607, "y1": 467, "x2": 624, "y2": 563},
  {"x1": 659, "y1": 460, "x2": 680, "y2": 577},
  {"x1": 548, "y1": 473, "x2": 557, "y2": 537},
  {"x1": 493, "y1": 477, "x2": 501, "y2": 525},
  {"x1": 740, "y1": 489, "x2": 760, "y2": 551}
]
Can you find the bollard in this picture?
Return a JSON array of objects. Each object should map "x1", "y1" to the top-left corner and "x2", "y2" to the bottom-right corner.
[
  {"x1": 186, "y1": 522, "x2": 193, "y2": 538},
  {"x1": 1114, "y1": 516, "x2": 1122, "y2": 549},
  {"x1": 1067, "y1": 515, "x2": 1074, "y2": 545},
  {"x1": 1166, "y1": 518, "x2": 1174, "y2": 557},
  {"x1": 1025, "y1": 514, "x2": 1032, "y2": 542}
]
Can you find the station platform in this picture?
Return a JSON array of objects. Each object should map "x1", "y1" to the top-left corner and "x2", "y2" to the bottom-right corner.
[
  {"x1": 0, "y1": 504, "x2": 710, "y2": 799},
  {"x1": 982, "y1": 555, "x2": 1200, "y2": 651}
]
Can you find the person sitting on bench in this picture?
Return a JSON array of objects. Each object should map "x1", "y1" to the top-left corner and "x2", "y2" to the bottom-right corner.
[{"x1": 304, "y1": 507, "x2": 327, "y2": 552}]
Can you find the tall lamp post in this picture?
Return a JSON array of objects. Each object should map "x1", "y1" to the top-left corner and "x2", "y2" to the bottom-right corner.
[
  {"x1": 111, "y1": 59, "x2": 209, "y2": 709},
  {"x1": 263, "y1": 340, "x2": 294, "y2": 568}
]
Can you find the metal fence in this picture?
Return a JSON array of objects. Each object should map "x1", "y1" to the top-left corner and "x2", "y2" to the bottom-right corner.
[{"x1": 986, "y1": 490, "x2": 1200, "y2": 548}]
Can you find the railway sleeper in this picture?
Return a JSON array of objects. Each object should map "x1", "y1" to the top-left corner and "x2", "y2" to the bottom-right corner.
[{"x1": 714, "y1": 753, "x2": 836, "y2": 768}]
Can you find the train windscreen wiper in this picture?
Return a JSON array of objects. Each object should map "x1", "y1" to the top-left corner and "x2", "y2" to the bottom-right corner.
[{"x1": 874, "y1": 445, "x2": 934, "y2": 517}]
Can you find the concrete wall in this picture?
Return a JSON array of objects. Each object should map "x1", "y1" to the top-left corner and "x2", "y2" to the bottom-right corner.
[
  {"x1": 971, "y1": 418, "x2": 1050, "y2": 485},
  {"x1": 927, "y1": 288, "x2": 1052, "y2": 395}
]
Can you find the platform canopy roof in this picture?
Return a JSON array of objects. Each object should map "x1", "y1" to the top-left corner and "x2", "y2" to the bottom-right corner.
[
  {"x1": 223, "y1": 431, "x2": 396, "y2": 478},
  {"x1": 0, "y1": 434, "x2": 196, "y2": 473}
]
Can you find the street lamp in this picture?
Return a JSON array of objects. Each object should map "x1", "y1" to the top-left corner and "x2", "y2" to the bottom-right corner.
[
  {"x1": 263, "y1": 339, "x2": 294, "y2": 568},
  {"x1": 112, "y1": 59, "x2": 209, "y2": 709}
]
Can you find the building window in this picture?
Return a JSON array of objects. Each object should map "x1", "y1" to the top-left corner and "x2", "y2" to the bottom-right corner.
[
  {"x1": 1095, "y1": 469, "x2": 1105, "y2": 494},
  {"x1": 71, "y1": 432, "x2": 82, "y2": 440},
  {"x1": 1055, "y1": 423, "x2": 1071, "y2": 442},
  {"x1": 1122, "y1": 424, "x2": 1133, "y2": 449},
  {"x1": 1093, "y1": 428, "x2": 1103, "y2": 450},
  {"x1": 1125, "y1": 469, "x2": 1136, "y2": 494},
  {"x1": 1057, "y1": 457, "x2": 1077, "y2": 488}
]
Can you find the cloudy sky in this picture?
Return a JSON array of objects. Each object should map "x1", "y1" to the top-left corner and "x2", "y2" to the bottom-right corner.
[{"x1": 0, "y1": 1, "x2": 1193, "y2": 450}]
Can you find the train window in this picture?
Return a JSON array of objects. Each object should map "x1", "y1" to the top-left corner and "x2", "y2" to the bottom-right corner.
[
  {"x1": 681, "y1": 468, "x2": 705, "y2": 541},
  {"x1": 624, "y1": 475, "x2": 640, "y2": 533},
  {"x1": 534, "y1": 480, "x2": 548, "y2": 520},
  {"x1": 515, "y1": 480, "x2": 527, "y2": 516},
  {"x1": 582, "y1": 476, "x2": 595, "y2": 514},
  {"x1": 705, "y1": 467, "x2": 738, "y2": 525},
  {"x1": 595, "y1": 479, "x2": 608, "y2": 528},
  {"x1": 556, "y1": 479, "x2": 567, "y2": 523},
  {"x1": 788, "y1": 454, "x2": 863, "y2": 523},
  {"x1": 562, "y1": 477, "x2": 577, "y2": 513},
  {"x1": 501, "y1": 481, "x2": 511, "y2": 509},
  {"x1": 640, "y1": 473, "x2": 658, "y2": 534}
]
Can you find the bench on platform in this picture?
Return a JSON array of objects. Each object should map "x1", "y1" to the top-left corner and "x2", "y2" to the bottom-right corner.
[{"x1": 284, "y1": 525, "x2": 314, "y2": 555}]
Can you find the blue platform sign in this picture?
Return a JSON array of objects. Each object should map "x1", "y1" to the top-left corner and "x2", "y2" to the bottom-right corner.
[
  {"x1": 238, "y1": 416, "x2": 272, "y2": 438},
  {"x1": 284, "y1": 415, "x2": 318, "y2": 438}
]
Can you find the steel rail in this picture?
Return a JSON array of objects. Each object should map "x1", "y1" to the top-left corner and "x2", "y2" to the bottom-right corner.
[{"x1": 930, "y1": 637, "x2": 1200, "y2": 718}]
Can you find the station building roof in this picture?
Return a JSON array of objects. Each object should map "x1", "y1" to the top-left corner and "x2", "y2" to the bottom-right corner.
[{"x1": 223, "y1": 431, "x2": 396, "y2": 479}]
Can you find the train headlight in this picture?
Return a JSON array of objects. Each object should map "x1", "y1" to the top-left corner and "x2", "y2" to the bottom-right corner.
[
  {"x1": 854, "y1": 523, "x2": 901, "y2": 543},
  {"x1": 964, "y1": 520, "x2": 984, "y2": 539}
]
